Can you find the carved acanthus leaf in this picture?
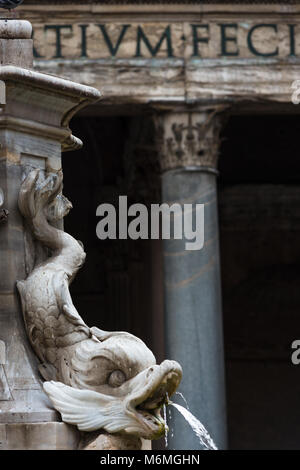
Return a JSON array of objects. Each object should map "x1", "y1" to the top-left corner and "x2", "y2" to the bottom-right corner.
[{"x1": 155, "y1": 107, "x2": 228, "y2": 172}]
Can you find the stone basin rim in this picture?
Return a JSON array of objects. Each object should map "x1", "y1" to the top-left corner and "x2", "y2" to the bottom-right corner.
[{"x1": 0, "y1": 65, "x2": 102, "y2": 101}]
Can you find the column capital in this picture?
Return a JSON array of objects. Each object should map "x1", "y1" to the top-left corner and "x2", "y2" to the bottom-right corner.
[{"x1": 154, "y1": 105, "x2": 229, "y2": 173}]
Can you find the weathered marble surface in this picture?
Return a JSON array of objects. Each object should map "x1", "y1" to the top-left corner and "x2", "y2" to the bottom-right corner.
[
  {"x1": 0, "y1": 422, "x2": 79, "y2": 450},
  {"x1": 17, "y1": 3, "x2": 300, "y2": 105},
  {"x1": 17, "y1": 168, "x2": 182, "y2": 442}
]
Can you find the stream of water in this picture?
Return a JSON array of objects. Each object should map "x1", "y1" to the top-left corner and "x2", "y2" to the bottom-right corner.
[{"x1": 169, "y1": 402, "x2": 218, "y2": 450}]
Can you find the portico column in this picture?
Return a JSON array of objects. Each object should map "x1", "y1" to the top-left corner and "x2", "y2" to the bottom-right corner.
[{"x1": 155, "y1": 107, "x2": 228, "y2": 450}]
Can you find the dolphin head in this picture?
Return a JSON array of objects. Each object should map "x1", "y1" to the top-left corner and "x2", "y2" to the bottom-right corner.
[{"x1": 44, "y1": 330, "x2": 182, "y2": 440}]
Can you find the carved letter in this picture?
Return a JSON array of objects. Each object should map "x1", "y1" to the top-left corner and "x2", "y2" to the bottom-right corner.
[
  {"x1": 135, "y1": 25, "x2": 174, "y2": 58},
  {"x1": 97, "y1": 24, "x2": 130, "y2": 57},
  {"x1": 44, "y1": 25, "x2": 73, "y2": 59},
  {"x1": 218, "y1": 23, "x2": 239, "y2": 57},
  {"x1": 247, "y1": 24, "x2": 279, "y2": 57},
  {"x1": 191, "y1": 24, "x2": 210, "y2": 57}
]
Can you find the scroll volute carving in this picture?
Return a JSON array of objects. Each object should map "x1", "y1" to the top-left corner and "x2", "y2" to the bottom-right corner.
[{"x1": 17, "y1": 169, "x2": 182, "y2": 440}]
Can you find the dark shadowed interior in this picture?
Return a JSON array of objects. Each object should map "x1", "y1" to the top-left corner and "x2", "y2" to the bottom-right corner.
[{"x1": 63, "y1": 113, "x2": 300, "y2": 449}]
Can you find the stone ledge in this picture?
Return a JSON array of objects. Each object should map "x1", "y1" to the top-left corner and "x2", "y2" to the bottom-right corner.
[{"x1": 0, "y1": 422, "x2": 80, "y2": 450}]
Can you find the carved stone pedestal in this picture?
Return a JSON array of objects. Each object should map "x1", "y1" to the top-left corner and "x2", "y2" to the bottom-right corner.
[
  {"x1": 79, "y1": 431, "x2": 149, "y2": 451},
  {"x1": 0, "y1": 423, "x2": 80, "y2": 450},
  {"x1": 0, "y1": 425, "x2": 152, "y2": 450},
  {"x1": 0, "y1": 18, "x2": 100, "y2": 450}
]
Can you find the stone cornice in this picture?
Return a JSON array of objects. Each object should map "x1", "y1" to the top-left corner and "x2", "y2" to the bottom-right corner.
[
  {"x1": 17, "y1": 2, "x2": 300, "y2": 106},
  {"x1": 18, "y1": 3, "x2": 300, "y2": 19},
  {"x1": 0, "y1": 66, "x2": 101, "y2": 102},
  {"x1": 0, "y1": 65, "x2": 101, "y2": 151},
  {"x1": 0, "y1": 116, "x2": 83, "y2": 152},
  {"x1": 22, "y1": 1, "x2": 300, "y2": 4}
]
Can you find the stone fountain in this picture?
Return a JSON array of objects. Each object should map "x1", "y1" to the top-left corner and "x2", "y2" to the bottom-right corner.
[{"x1": 0, "y1": 15, "x2": 182, "y2": 450}]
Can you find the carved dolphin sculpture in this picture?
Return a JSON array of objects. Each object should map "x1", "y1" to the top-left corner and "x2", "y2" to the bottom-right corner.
[{"x1": 17, "y1": 169, "x2": 182, "y2": 440}]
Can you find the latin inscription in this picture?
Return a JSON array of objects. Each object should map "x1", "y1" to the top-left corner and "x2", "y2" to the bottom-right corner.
[{"x1": 32, "y1": 22, "x2": 300, "y2": 60}]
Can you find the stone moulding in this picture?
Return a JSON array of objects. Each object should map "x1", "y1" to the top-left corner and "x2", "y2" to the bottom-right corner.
[
  {"x1": 23, "y1": 0, "x2": 300, "y2": 4},
  {"x1": 0, "y1": 65, "x2": 101, "y2": 100},
  {"x1": 17, "y1": 168, "x2": 182, "y2": 441},
  {"x1": 0, "y1": 65, "x2": 101, "y2": 153}
]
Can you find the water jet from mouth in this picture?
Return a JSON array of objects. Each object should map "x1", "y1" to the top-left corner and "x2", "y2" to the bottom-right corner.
[
  {"x1": 175, "y1": 391, "x2": 190, "y2": 410},
  {"x1": 169, "y1": 402, "x2": 218, "y2": 450},
  {"x1": 163, "y1": 392, "x2": 217, "y2": 450}
]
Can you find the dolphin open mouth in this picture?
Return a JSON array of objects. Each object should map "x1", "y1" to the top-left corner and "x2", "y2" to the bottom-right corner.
[{"x1": 126, "y1": 361, "x2": 182, "y2": 438}]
